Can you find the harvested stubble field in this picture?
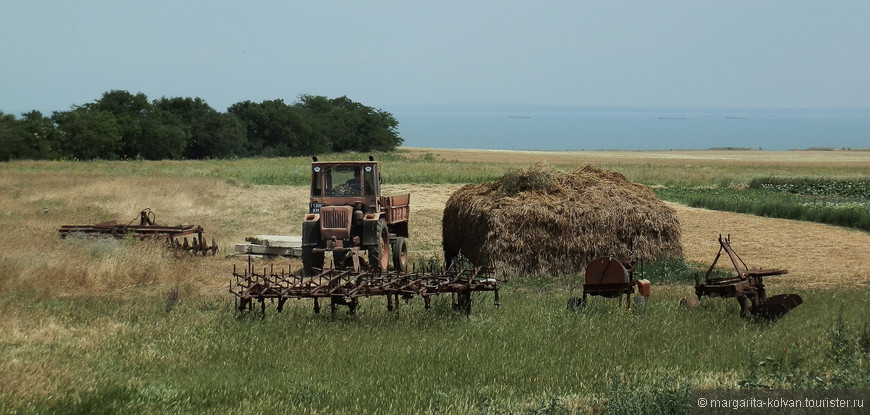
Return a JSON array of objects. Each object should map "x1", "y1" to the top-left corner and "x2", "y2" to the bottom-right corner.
[{"x1": 1, "y1": 149, "x2": 869, "y2": 414}]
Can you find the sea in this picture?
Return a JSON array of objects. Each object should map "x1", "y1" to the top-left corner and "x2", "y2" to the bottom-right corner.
[{"x1": 387, "y1": 105, "x2": 870, "y2": 151}]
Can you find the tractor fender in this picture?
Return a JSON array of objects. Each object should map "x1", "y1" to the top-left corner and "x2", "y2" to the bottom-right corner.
[
  {"x1": 361, "y1": 213, "x2": 383, "y2": 246},
  {"x1": 302, "y1": 213, "x2": 320, "y2": 246}
]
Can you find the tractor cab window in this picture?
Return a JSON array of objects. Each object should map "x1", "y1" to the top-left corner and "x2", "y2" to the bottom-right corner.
[
  {"x1": 324, "y1": 165, "x2": 362, "y2": 196},
  {"x1": 363, "y1": 165, "x2": 376, "y2": 195},
  {"x1": 311, "y1": 166, "x2": 323, "y2": 196}
]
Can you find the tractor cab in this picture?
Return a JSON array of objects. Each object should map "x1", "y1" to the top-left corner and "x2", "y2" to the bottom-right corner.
[{"x1": 309, "y1": 161, "x2": 380, "y2": 214}]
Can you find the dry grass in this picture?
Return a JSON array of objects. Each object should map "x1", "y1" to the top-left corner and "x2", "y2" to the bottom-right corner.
[
  {"x1": 0, "y1": 154, "x2": 869, "y2": 410},
  {"x1": 1, "y1": 158, "x2": 867, "y2": 299},
  {"x1": 441, "y1": 164, "x2": 682, "y2": 275}
]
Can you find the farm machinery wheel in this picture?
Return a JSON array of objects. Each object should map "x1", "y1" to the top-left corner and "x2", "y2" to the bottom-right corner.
[
  {"x1": 302, "y1": 246, "x2": 324, "y2": 275},
  {"x1": 368, "y1": 219, "x2": 390, "y2": 272},
  {"x1": 334, "y1": 250, "x2": 369, "y2": 272},
  {"x1": 333, "y1": 250, "x2": 347, "y2": 269},
  {"x1": 566, "y1": 296, "x2": 586, "y2": 310},
  {"x1": 392, "y1": 236, "x2": 408, "y2": 273},
  {"x1": 453, "y1": 291, "x2": 472, "y2": 316}
]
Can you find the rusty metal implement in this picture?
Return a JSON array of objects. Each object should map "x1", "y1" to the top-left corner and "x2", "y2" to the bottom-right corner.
[
  {"x1": 59, "y1": 208, "x2": 217, "y2": 255},
  {"x1": 686, "y1": 234, "x2": 802, "y2": 319},
  {"x1": 229, "y1": 257, "x2": 500, "y2": 316},
  {"x1": 568, "y1": 254, "x2": 651, "y2": 310}
]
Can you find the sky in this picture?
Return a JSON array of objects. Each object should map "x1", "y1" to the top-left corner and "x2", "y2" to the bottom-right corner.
[{"x1": 2, "y1": 0, "x2": 869, "y2": 116}]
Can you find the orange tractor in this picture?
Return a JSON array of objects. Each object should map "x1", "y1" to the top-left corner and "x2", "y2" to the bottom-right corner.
[{"x1": 301, "y1": 157, "x2": 410, "y2": 274}]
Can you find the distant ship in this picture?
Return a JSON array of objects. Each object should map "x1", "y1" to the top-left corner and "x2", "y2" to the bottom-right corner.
[
  {"x1": 508, "y1": 115, "x2": 532, "y2": 119},
  {"x1": 725, "y1": 116, "x2": 747, "y2": 120}
]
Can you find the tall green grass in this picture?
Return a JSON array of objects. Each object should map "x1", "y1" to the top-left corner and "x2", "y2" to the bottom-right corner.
[{"x1": 2, "y1": 279, "x2": 867, "y2": 414}]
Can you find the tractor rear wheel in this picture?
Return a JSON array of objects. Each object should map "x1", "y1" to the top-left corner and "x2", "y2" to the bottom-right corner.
[{"x1": 368, "y1": 220, "x2": 390, "y2": 272}]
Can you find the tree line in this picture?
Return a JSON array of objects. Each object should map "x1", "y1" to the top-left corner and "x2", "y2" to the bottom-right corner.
[{"x1": 0, "y1": 90, "x2": 403, "y2": 161}]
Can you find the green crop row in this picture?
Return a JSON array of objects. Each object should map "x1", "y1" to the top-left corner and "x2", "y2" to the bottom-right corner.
[
  {"x1": 749, "y1": 177, "x2": 870, "y2": 199},
  {"x1": 656, "y1": 187, "x2": 870, "y2": 232}
]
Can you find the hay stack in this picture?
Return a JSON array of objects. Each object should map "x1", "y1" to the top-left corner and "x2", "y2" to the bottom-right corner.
[{"x1": 442, "y1": 164, "x2": 682, "y2": 276}]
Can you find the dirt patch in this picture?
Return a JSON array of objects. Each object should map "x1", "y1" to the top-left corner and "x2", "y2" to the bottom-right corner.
[{"x1": 670, "y1": 202, "x2": 870, "y2": 290}]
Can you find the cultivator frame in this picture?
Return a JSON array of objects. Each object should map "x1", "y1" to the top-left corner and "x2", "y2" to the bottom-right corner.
[
  {"x1": 229, "y1": 257, "x2": 500, "y2": 316},
  {"x1": 59, "y1": 208, "x2": 217, "y2": 255},
  {"x1": 687, "y1": 234, "x2": 802, "y2": 319}
]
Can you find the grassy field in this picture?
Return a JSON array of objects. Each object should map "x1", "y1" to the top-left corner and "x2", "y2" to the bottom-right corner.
[{"x1": 1, "y1": 149, "x2": 869, "y2": 414}]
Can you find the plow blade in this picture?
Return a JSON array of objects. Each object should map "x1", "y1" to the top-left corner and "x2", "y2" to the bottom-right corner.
[{"x1": 750, "y1": 294, "x2": 803, "y2": 319}]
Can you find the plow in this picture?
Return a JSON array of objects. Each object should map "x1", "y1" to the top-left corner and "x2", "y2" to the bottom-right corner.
[
  {"x1": 229, "y1": 257, "x2": 500, "y2": 315},
  {"x1": 684, "y1": 234, "x2": 802, "y2": 319},
  {"x1": 59, "y1": 208, "x2": 218, "y2": 255}
]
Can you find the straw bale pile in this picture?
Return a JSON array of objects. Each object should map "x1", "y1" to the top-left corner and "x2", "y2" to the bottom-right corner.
[{"x1": 442, "y1": 164, "x2": 682, "y2": 276}]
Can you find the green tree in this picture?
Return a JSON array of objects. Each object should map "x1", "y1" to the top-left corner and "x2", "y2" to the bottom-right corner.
[
  {"x1": 296, "y1": 95, "x2": 402, "y2": 153},
  {"x1": 20, "y1": 111, "x2": 58, "y2": 159},
  {"x1": 52, "y1": 109, "x2": 121, "y2": 160},
  {"x1": 0, "y1": 112, "x2": 28, "y2": 161},
  {"x1": 135, "y1": 110, "x2": 188, "y2": 160},
  {"x1": 228, "y1": 99, "x2": 321, "y2": 157},
  {"x1": 154, "y1": 97, "x2": 247, "y2": 159},
  {"x1": 191, "y1": 112, "x2": 247, "y2": 158},
  {"x1": 85, "y1": 90, "x2": 151, "y2": 158},
  {"x1": 0, "y1": 111, "x2": 58, "y2": 160}
]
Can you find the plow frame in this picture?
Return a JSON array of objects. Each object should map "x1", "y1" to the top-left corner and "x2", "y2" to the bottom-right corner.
[
  {"x1": 691, "y1": 234, "x2": 801, "y2": 318},
  {"x1": 230, "y1": 257, "x2": 501, "y2": 316}
]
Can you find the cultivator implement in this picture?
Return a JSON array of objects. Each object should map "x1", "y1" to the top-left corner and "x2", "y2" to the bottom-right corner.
[
  {"x1": 229, "y1": 257, "x2": 500, "y2": 315},
  {"x1": 685, "y1": 234, "x2": 802, "y2": 319},
  {"x1": 59, "y1": 208, "x2": 218, "y2": 255}
]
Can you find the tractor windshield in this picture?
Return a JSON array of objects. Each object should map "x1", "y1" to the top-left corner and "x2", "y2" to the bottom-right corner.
[
  {"x1": 311, "y1": 163, "x2": 377, "y2": 197},
  {"x1": 311, "y1": 165, "x2": 360, "y2": 196}
]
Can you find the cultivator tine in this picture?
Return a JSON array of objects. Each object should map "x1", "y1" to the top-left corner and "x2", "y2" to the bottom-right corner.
[
  {"x1": 229, "y1": 262, "x2": 500, "y2": 315},
  {"x1": 750, "y1": 294, "x2": 803, "y2": 319}
]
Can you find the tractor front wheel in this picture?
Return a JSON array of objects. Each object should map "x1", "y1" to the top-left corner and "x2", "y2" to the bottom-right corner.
[
  {"x1": 392, "y1": 236, "x2": 408, "y2": 273},
  {"x1": 302, "y1": 246, "x2": 324, "y2": 275}
]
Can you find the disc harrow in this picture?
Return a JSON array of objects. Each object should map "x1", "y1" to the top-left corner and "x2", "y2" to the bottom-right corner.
[
  {"x1": 229, "y1": 257, "x2": 500, "y2": 315},
  {"x1": 59, "y1": 208, "x2": 218, "y2": 255}
]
